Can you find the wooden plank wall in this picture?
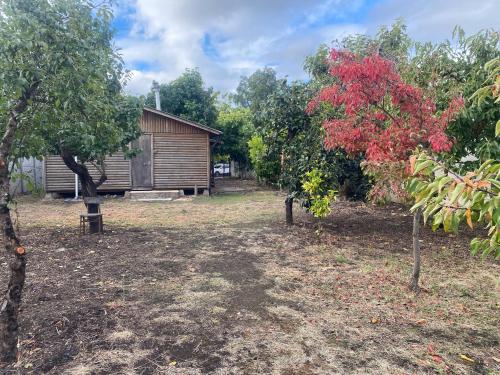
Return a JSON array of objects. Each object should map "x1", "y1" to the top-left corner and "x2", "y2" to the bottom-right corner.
[
  {"x1": 45, "y1": 153, "x2": 131, "y2": 192},
  {"x1": 140, "y1": 110, "x2": 207, "y2": 135},
  {"x1": 153, "y1": 133, "x2": 208, "y2": 189},
  {"x1": 45, "y1": 109, "x2": 213, "y2": 192},
  {"x1": 141, "y1": 110, "x2": 210, "y2": 189}
]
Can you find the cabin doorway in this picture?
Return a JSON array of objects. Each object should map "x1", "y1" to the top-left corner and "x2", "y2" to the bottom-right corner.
[{"x1": 131, "y1": 134, "x2": 152, "y2": 189}]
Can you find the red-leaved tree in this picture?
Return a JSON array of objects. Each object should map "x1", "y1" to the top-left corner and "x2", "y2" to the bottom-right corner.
[{"x1": 308, "y1": 50, "x2": 464, "y2": 291}]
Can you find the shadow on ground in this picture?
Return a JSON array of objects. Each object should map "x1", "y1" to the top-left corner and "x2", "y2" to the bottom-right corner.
[{"x1": 1, "y1": 198, "x2": 498, "y2": 374}]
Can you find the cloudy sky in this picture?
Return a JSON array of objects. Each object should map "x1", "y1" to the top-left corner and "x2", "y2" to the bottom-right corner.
[{"x1": 113, "y1": 0, "x2": 500, "y2": 96}]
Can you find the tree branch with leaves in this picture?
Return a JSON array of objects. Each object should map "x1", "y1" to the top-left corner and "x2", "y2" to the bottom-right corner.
[
  {"x1": 0, "y1": 0, "x2": 142, "y2": 362},
  {"x1": 407, "y1": 57, "x2": 500, "y2": 259},
  {"x1": 307, "y1": 49, "x2": 464, "y2": 291}
]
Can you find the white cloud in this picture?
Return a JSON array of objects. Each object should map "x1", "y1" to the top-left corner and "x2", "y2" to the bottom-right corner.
[
  {"x1": 116, "y1": 0, "x2": 499, "y2": 95},
  {"x1": 118, "y1": 0, "x2": 364, "y2": 94},
  {"x1": 367, "y1": 0, "x2": 500, "y2": 42},
  {"x1": 123, "y1": 69, "x2": 167, "y2": 95}
]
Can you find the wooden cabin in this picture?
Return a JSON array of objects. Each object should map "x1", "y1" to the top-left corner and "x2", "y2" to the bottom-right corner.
[{"x1": 43, "y1": 107, "x2": 222, "y2": 194}]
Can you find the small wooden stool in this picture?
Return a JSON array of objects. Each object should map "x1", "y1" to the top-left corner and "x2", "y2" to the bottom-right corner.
[
  {"x1": 79, "y1": 213, "x2": 103, "y2": 234},
  {"x1": 80, "y1": 197, "x2": 103, "y2": 235}
]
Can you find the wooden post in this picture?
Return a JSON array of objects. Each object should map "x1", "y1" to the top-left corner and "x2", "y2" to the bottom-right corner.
[
  {"x1": 410, "y1": 208, "x2": 422, "y2": 292},
  {"x1": 285, "y1": 196, "x2": 293, "y2": 225},
  {"x1": 84, "y1": 197, "x2": 102, "y2": 234}
]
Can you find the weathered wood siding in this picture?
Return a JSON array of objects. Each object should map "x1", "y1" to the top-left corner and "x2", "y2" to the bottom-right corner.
[
  {"x1": 153, "y1": 133, "x2": 209, "y2": 189},
  {"x1": 140, "y1": 110, "x2": 207, "y2": 135},
  {"x1": 45, "y1": 153, "x2": 131, "y2": 192},
  {"x1": 44, "y1": 108, "x2": 215, "y2": 192},
  {"x1": 140, "y1": 110, "x2": 210, "y2": 189}
]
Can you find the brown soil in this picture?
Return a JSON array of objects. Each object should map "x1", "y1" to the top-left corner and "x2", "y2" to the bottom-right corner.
[{"x1": 1, "y1": 182, "x2": 498, "y2": 374}]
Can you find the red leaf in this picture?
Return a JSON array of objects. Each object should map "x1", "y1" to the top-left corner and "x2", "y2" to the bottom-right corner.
[
  {"x1": 427, "y1": 344, "x2": 435, "y2": 354},
  {"x1": 431, "y1": 354, "x2": 443, "y2": 363},
  {"x1": 309, "y1": 50, "x2": 464, "y2": 172}
]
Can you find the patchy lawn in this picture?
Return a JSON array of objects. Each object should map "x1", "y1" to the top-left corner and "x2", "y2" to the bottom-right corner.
[{"x1": 2, "y1": 184, "x2": 499, "y2": 374}]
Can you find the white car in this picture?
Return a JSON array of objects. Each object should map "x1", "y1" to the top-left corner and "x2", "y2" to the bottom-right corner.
[{"x1": 213, "y1": 163, "x2": 229, "y2": 177}]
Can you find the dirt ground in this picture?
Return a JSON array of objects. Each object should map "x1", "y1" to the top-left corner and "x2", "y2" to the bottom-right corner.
[{"x1": 1, "y1": 180, "x2": 498, "y2": 374}]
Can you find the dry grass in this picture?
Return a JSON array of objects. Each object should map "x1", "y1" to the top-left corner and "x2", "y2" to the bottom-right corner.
[
  {"x1": 15, "y1": 191, "x2": 283, "y2": 230},
  {"x1": 3, "y1": 187, "x2": 499, "y2": 374}
]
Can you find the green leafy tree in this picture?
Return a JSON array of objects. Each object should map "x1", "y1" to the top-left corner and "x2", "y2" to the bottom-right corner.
[
  {"x1": 446, "y1": 29, "x2": 499, "y2": 164},
  {"x1": 22, "y1": 3, "x2": 144, "y2": 232},
  {"x1": 214, "y1": 106, "x2": 254, "y2": 172},
  {"x1": 247, "y1": 134, "x2": 280, "y2": 183},
  {"x1": 50, "y1": 94, "x2": 143, "y2": 199},
  {"x1": 408, "y1": 152, "x2": 499, "y2": 258},
  {"x1": 263, "y1": 80, "x2": 313, "y2": 224},
  {"x1": 232, "y1": 68, "x2": 280, "y2": 180},
  {"x1": 233, "y1": 67, "x2": 279, "y2": 120},
  {"x1": 408, "y1": 57, "x2": 500, "y2": 259},
  {"x1": 302, "y1": 169, "x2": 337, "y2": 218},
  {"x1": 340, "y1": 18, "x2": 413, "y2": 65},
  {"x1": 256, "y1": 80, "x2": 339, "y2": 224},
  {"x1": 145, "y1": 68, "x2": 218, "y2": 127},
  {"x1": 0, "y1": 0, "x2": 141, "y2": 362},
  {"x1": 303, "y1": 44, "x2": 332, "y2": 88},
  {"x1": 405, "y1": 28, "x2": 499, "y2": 167}
]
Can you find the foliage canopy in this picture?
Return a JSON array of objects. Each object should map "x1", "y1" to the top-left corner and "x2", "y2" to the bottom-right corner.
[
  {"x1": 308, "y1": 49, "x2": 464, "y2": 201},
  {"x1": 146, "y1": 68, "x2": 218, "y2": 127},
  {"x1": 408, "y1": 58, "x2": 500, "y2": 258}
]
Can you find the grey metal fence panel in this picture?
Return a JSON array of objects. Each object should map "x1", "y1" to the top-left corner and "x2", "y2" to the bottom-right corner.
[{"x1": 10, "y1": 158, "x2": 43, "y2": 195}]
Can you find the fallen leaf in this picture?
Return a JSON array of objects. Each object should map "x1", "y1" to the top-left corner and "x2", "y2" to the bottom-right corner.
[
  {"x1": 459, "y1": 354, "x2": 474, "y2": 363},
  {"x1": 431, "y1": 354, "x2": 443, "y2": 363},
  {"x1": 169, "y1": 361, "x2": 177, "y2": 366}
]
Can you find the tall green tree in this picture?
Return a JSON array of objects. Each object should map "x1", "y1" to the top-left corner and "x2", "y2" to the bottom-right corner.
[
  {"x1": 408, "y1": 28, "x2": 499, "y2": 166},
  {"x1": 214, "y1": 105, "x2": 254, "y2": 171},
  {"x1": 0, "y1": 0, "x2": 141, "y2": 362},
  {"x1": 145, "y1": 68, "x2": 218, "y2": 127},
  {"x1": 233, "y1": 67, "x2": 279, "y2": 120},
  {"x1": 256, "y1": 80, "x2": 340, "y2": 224},
  {"x1": 259, "y1": 80, "x2": 310, "y2": 223},
  {"x1": 232, "y1": 68, "x2": 281, "y2": 182},
  {"x1": 22, "y1": 2, "x2": 143, "y2": 232},
  {"x1": 335, "y1": 19, "x2": 413, "y2": 65},
  {"x1": 407, "y1": 57, "x2": 500, "y2": 260},
  {"x1": 52, "y1": 94, "x2": 143, "y2": 199}
]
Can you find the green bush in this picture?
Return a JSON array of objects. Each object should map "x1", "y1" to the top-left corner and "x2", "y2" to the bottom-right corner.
[{"x1": 302, "y1": 168, "x2": 337, "y2": 218}]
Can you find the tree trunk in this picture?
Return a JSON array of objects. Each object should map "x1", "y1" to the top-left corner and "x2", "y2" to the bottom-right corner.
[
  {"x1": 285, "y1": 196, "x2": 293, "y2": 225},
  {"x1": 61, "y1": 151, "x2": 106, "y2": 234},
  {"x1": 409, "y1": 208, "x2": 422, "y2": 292},
  {"x1": 0, "y1": 167, "x2": 26, "y2": 364},
  {"x1": 0, "y1": 84, "x2": 37, "y2": 364}
]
